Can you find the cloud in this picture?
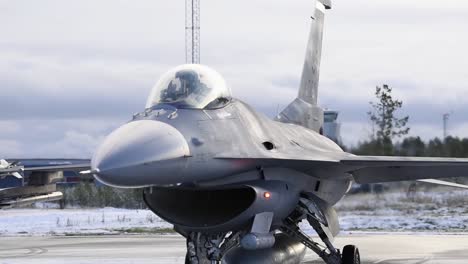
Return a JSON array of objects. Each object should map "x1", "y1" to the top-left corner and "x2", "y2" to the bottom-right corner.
[
  {"x1": 0, "y1": 119, "x2": 120, "y2": 158},
  {"x1": 1, "y1": 0, "x2": 468, "y2": 156},
  {"x1": 0, "y1": 140, "x2": 22, "y2": 157},
  {"x1": 41, "y1": 130, "x2": 105, "y2": 158}
]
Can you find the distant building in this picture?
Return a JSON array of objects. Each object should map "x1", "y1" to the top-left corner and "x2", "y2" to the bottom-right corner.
[{"x1": 323, "y1": 110, "x2": 342, "y2": 145}]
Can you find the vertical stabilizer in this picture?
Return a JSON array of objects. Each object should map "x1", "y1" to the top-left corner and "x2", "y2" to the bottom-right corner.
[
  {"x1": 298, "y1": 0, "x2": 330, "y2": 105},
  {"x1": 276, "y1": 0, "x2": 331, "y2": 132}
]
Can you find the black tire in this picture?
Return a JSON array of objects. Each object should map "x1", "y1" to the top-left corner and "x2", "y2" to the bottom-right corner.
[{"x1": 342, "y1": 245, "x2": 360, "y2": 264}]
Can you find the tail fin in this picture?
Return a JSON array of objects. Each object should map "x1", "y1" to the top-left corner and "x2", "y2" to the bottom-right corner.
[{"x1": 276, "y1": 0, "x2": 331, "y2": 132}]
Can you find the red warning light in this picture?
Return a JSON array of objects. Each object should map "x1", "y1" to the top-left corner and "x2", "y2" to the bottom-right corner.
[{"x1": 264, "y1": 192, "x2": 271, "y2": 199}]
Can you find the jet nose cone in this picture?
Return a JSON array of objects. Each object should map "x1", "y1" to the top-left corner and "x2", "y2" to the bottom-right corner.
[{"x1": 91, "y1": 120, "x2": 190, "y2": 187}]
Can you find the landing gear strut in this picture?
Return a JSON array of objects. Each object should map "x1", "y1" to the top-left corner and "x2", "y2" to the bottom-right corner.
[
  {"x1": 283, "y1": 195, "x2": 361, "y2": 264},
  {"x1": 282, "y1": 218, "x2": 342, "y2": 264}
]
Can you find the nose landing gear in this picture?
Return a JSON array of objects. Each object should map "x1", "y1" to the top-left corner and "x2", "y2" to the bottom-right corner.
[{"x1": 342, "y1": 245, "x2": 360, "y2": 264}]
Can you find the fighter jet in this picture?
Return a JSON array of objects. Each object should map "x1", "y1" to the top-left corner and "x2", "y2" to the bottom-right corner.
[
  {"x1": 3, "y1": 0, "x2": 468, "y2": 263},
  {"x1": 0, "y1": 159, "x2": 89, "y2": 208}
]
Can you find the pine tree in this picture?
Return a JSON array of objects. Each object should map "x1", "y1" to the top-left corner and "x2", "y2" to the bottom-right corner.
[{"x1": 367, "y1": 84, "x2": 410, "y2": 155}]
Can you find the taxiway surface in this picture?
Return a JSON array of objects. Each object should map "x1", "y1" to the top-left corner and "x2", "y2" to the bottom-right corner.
[{"x1": 0, "y1": 234, "x2": 467, "y2": 263}]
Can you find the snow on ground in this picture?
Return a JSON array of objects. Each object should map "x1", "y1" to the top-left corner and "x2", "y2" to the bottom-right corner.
[
  {"x1": 1, "y1": 189, "x2": 467, "y2": 236},
  {"x1": 334, "y1": 189, "x2": 468, "y2": 232},
  {"x1": 338, "y1": 208, "x2": 468, "y2": 232},
  {"x1": 0, "y1": 207, "x2": 172, "y2": 236}
]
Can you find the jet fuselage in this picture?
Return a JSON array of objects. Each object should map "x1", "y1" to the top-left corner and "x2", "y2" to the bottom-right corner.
[{"x1": 93, "y1": 97, "x2": 350, "y2": 236}]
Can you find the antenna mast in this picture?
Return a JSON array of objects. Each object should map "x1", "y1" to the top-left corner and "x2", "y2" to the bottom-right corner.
[{"x1": 185, "y1": 0, "x2": 200, "y2": 64}]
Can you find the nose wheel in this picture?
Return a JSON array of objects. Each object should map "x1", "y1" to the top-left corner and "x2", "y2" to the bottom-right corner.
[
  {"x1": 184, "y1": 231, "x2": 243, "y2": 264},
  {"x1": 342, "y1": 245, "x2": 360, "y2": 264}
]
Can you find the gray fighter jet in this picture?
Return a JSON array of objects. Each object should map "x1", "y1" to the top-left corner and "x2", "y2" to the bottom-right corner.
[
  {"x1": 0, "y1": 159, "x2": 90, "y2": 208},
  {"x1": 3, "y1": 0, "x2": 468, "y2": 263}
]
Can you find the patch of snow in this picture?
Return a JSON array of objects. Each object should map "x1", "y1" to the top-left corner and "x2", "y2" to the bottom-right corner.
[
  {"x1": 1, "y1": 189, "x2": 467, "y2": 236},
  {"x1": 0, "y1": 208, "x2": 171, "y2": 236}
]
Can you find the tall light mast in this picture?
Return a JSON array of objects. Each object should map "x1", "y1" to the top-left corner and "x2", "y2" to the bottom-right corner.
[{"x1": 185, "y1": 0, "x2": 200, "y2": 64}]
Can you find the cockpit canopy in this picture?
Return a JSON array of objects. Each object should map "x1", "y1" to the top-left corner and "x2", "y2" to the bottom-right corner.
[{"x1": 146, "y1": 64, "x2": 232, "y2": 109}]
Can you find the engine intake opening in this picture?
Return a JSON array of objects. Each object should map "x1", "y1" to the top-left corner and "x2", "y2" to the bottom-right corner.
[{"x1": 143, "y1": 186, "x2": 256, "y2": 228}]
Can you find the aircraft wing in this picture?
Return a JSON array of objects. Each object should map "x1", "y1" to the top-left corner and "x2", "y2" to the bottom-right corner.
[
  {"x1": 22, "y1": 163, "x2": 91, "y2": 172},
  {"x1": 341, "y1": 156, "x2": 468, "y2": 184},
  {"x1": 217, "y1": 154, "x2": 468, "y2": 184},
  {"x1": 0, "y1": 163, "x2": 91, "y2": 174},
  {"x1": 0, "y1": 167, "x2": 26, "y2": 174},
  {"x1": 0, "y1": 162, "x2": 91, "y2": 174}
]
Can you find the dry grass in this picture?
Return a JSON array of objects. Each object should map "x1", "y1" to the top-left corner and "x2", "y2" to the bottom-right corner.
[{"x1": 337, "y1": 189, "x2": 468, "y2": 212}]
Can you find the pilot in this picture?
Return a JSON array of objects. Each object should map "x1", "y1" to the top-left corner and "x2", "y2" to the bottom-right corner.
[
  {"x1": 175, "y1": 70, "x2": 198, "y2": 97},
  {"x1": 179, "y1": 70, "x2": 212, "y2": 102},
  {"x1": 159, "y1": 70, "x2": 197, "y2": 103},
  {"x1": 160, "y1": 80, "x2": 179, "y2": 102},
  {"x1": 164, "y1": 70, "x2": 212, "y2": 106}
]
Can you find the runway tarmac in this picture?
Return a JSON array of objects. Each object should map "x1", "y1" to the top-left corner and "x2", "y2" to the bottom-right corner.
[{"x1": 0, "y1": 234, "x2": 467, "y2": 263}]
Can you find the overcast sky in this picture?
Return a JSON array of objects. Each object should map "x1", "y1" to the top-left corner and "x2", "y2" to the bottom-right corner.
[{"x1": 1, "y1": 0, "x2": 468, "y2": 158}]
